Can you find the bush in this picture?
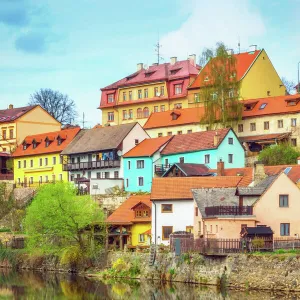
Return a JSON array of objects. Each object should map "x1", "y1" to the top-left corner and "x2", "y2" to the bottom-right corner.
[
  {"x1": 252, "y1": 238, "x2": 265, "y2": 249},
  {"x1": 60, "y1": 246, "x2": 84, "y2": 268}
]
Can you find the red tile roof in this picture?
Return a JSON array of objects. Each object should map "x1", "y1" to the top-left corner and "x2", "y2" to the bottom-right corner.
[
  {"x1": 12, "y1": 127, "x2": 81, "y2": 157},
  {"x1": 189, "y1": 50, "x2": 261, "y2": 89},
  {"x1": 161, "y1": 128, "x2": 230, "y2": 155},
  {"x1": 106, "y1": 195, "x2": 151, "y2": 224},
  {"x1": 0, "y1": 105, "x2": 37, "y2": 123},
  {"x1": 123, "y1": 136, "x2": 173, "y2": 157},
  {"x1": 151, "y1": 177, "x2": 243, "y2": 200}
]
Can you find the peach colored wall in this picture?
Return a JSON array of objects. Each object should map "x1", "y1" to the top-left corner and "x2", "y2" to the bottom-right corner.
[{"x1": 254, "y1": 173, "x2": 300, "y2": 237}]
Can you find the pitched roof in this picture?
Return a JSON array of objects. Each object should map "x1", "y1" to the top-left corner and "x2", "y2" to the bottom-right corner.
[
  {"x1": 163, "y1": 163, "x2": 211, "y2": 177},
  {"x1": 151, "y1": 176, "x2": 243, "y2": 200},
  {"x1": 0, "y1": 105, "x2": 37, "y2": 123},
  {"x1": 239, "y1": 132, "x2": 291, "y2": 143},
  {"x1": 61, "y1": 123, "x2": 139, "y2": 155},
  {"x1": 161, "y1": 128, "x2": 230, "y2": 155},
  {"x1": 189, "y1": 50, "x2": 261, "y2": 89},
  {"x1": 242, "y1": 226, "x2": 273, "y2": 235},
  {"x1": 123, "y1": 136, "x2": 173, "y2": 158},
  {"x1": 143, "y1": 107, "x2": 205, "y2": 129},
  {"x1": 106, "y1": 195, "x2": 151, "y2": 224},
  {"x1": 12, "y1": 127, "x2": 81, "y2": 157}
]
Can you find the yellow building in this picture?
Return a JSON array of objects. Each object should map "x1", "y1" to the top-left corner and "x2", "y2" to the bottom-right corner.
[
  {"x1": 187, "y1": 49, "x2": 285, "y2": 107},
  {"x1": 12, "y1": 127, "x2": 81, "y2": 187},
  {"x1": 0, "y1": 104, "x2": 61, "y2": 153},
  {"x1": 99, "y1": 56, "x2": 200, "y2": 126},
  {"x1": 106, "y1": 195, "x2": 151, "y2": 249}
]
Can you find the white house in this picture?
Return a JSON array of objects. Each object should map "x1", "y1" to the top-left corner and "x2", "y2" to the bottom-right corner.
[{"x1": 61, "y1": 122, "x2": 149, "y2": 195}]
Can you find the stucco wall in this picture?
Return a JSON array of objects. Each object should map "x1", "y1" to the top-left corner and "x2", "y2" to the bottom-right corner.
[
  {"x1": 131, "y1": 223, "x2": 151, "y2": 246},
  {"x1": 90, "y1": 178, "x2": 124, "y2": 195}
]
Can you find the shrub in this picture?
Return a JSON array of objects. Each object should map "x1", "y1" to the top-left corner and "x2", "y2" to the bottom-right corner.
[
  {"x1": 252, "y1": 238, "x2": 265, "y2": 249},
  {"x1": 60, "y1": 246, "x2": 84, "y2": 268}
]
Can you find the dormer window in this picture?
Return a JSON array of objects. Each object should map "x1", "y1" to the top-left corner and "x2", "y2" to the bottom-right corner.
[
  {"x1": 23, "y1": 144, "x2": 27, "y2": 150},
  {"x1": 244, "y1": 101, "x2": 258, "y2": 111},
  {"x1": 286, "y1": 98, "x2": 300, "y2": 106},
  {"x1": 107, "y1": 94, "x2": 114, "y2": 103},
  {"x1": 171, "y1": 111, "x2": 181, "y2": 120},
  {"x1": 45, "y1": 140, "x2": 50, "y2": 147},
  {"x1": 32, "y1": 142, "x2": 37, "y2": 149},
  {"x1": 204, "y1": 76, "x2": 209, "y2": 82},
  {"x1": 57, "y1": 138, "x2": 62, "y2": 145},
  {"x1": 174, "y1": 84, "x2": 182, "y2": 95}
]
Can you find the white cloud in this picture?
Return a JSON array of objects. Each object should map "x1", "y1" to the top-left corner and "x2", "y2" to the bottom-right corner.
[{"x1": 160, "y1": 0, "x2": 266, "y2": 61}]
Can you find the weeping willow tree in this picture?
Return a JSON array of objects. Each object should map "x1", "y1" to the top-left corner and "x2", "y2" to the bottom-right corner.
[{"x1": 199, "y1": 42, "x2": 243, "y2": 128}]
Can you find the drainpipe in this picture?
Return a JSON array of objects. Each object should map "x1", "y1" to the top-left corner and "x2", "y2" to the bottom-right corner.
[{"x1": 153, "y1": 200, "x2": 157, "y2": 245}]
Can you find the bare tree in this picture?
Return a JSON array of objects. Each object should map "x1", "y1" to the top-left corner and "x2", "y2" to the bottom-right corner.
[
  {"x1": 281, "y1": 77, "x2": 296, "y2": 95},
  {"x1": 29, "y1": 89, "x2": 77, "y2": 125}
]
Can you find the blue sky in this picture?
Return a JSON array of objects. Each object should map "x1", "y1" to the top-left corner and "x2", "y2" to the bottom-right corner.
[{"x1": 0, "y1": 0, "x2": 299, "y2": 127}]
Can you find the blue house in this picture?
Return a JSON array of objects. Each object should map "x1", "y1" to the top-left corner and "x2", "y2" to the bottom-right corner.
[{"x1": 123, "y1": 136, "x2": 173, "y2": 192}]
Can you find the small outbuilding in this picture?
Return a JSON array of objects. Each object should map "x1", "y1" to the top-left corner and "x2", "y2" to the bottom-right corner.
[{"x1": 240, "y1": 225, "x2": 273, "y2": 239}]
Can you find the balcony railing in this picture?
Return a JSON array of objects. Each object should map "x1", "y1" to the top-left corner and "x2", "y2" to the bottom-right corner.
[
  {"x1": 63, "y1": 160, "x2": 120, "y2": 171},
  {"x1": 205, "y1": 206, "x2": 253, "y2": 216},
  {"x1": 0, "y1": 173, "x2": 13, "y2": 181},
  {"x1": 154, "y1": 164, "x2": 171, "y2": 176}
]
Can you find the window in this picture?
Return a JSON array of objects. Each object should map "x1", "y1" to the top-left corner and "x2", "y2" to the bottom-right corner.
[
  {"x1": 161, "y1": 204, "x2": 173, "y2": 213},
  {"x1": 23, "y1": 160, "x2": 26, "y2": 168},
  {"x1": 137, "y1": 108, "x2": 143, "y2": 118},
  {"x1": 39, "y1": 158, "x2": 42, "y2": 166},
  {"x1": 59, "y1": 174, "x2": 63, "y2": 181},
  {"x1": 137, "y1": 160, "x2": 144, "y2": 169},
  {"x1": 143, "y1": 107, "x2": 149, "y2": 118},
  {"x1": 174, "y1": 84, "x2": 182, "y2": 95},
  {"x1": 179, "y1": 157, "x2": 184, "y2": 163},
  {"x1": 238, "y1": 124, "x2": 243, "y2": 133},
  {"x1": 160, "y1": 86, "x2": 164, "y2": 96},
  {"x1": 291, "y1": 118, "x2": 297, "y2": 127},
  {"x1": 107, "y1": 94, "x2": 114, "y2": 103},
  {"x1": 177, "y1": 131, "x2": 182, "y2": 135},
  {"x1": 45, "y1": 140, "x2": 50, "y2": 147},
  {"x1": 60, "y1": 156, "x2": 63, "y2": 164},
  {"x1": 205, "y1": 154, "x2": 210, "y2": 164},
  {"x1": 122, "y1": 110, "x2": 127, "y2": 120},
  {"x1": 123, "y1": 92, "x2": 127, "y2": 101},
  {"x1": 45, "y1": 175, "x2": 48, "y2": 183},
  {"x1": 154, "y1": 106, "x2": 158, "y2": 113},
  {"x1": 9, "y1": 129, "x2": 13, "y2": 139},
  {"x1": 194, "y1": 93, "x2": 200, "y2": 103},
  {"x1": 228, "y1": 137, "x2": 233, "y2": 145},
  {"x1": 18, "y1": 161, "x2": 21, "y2": 169},
  {"x1": 160, "y1": 105, "x2": 165, "y2": 112},
  {"x1": 71, "y1": 174, "x2": 75, "y2": 181},
  {"x1": 114, "y1": 171, "x2": 119, "y2": 178},
  {"x1": 291, "y1": 138, "x2": 297, "y2": 147},
  {"x1": 204, "y1": 76, "x2": 209, "y2": 82},
  {"x1": 187, "y1": 130, "x2": 192, "y2": 134},
  {"x1": 186, "y1": 226, "x2": 193, "y2": 233},
  {"x1": 154, "y1": 87, "x2": 159, "y2": 96},
  {"x1": 259, "y1": 103, "x2": 267, "y2": 110},
  {"x1": 29, "y1": 160, "x2": 33, "y2": 168},
  {"x1": 278, "y1": 119, "x2": 283, "y2": 128},
  {"x1": 174, "y1": 103, "x2": 182, "y2": 109},
  {"x1": 128, "y1": 109, "x2": 133, "y2": 119},
  {"x1": 2, "y1": 130, "x2": 6, "y2": 140},
  {"x1": 96, "y1": 172, "x2": 101, "y2": 179},
  {"x1": 280, "y1": 223, "x2": 290, "y2": 236},
  {"x1": 126, "y1": 179, "x2": 129, "y2": 188},
  {"x1": 29, "y1": 177, "x2": 33, "y2": 184},
  {"x1": 167, "y1": 131, "x2": 172, "y2": 136},
  {"x1": 228, "y1": 154, "x2": 233, "y2": 164},
  {"x1": 164, "y1": 159, "x2": 169, "y2": 166},
  {"x1": 162, "y1": 226, "x2": 173, "y2": 240},
  {"x1": 138, "y1": 234, "x2": 145, "y2": 243},
  {"x1": 57, "y1": 138, "x2": 62, "y2": 146},
  {"x1": 138, "y1": 89, "x2": 142, "y2": 99},
  {"x1": 144, "y1": 89, "x2": 148, "y2": 98},
  {"x1": 53, "y1": 157, "x2": 56, "y2": 165},
  {"x1": 279, "y1": 195, "x2": 289, "y2": 207},
  {"x1": 211, "y1": 93, "x2": 218, "y2": 100},
  {"x1": 105, "y1": 172, "x2": 110, "y2": 179},
  {"x1": 128, "y1": 161, "x2": 131, "y2": 170},
  {"x1": 264, "y1": 121, "x2": 269, "y2": 130},
  {"x1": 158, "y1": 133, "x2": 163, "y2": 137},
  {"x1": 195, "y1": 207, "x2": 198, "y2": 216},
  {"x1": 39, "y1": 176, "x2": 42, "y2": 183},
  {"x1": 108, "y1": 112, "x2": 114, "y2": 122},
  {"x1": 138, "y1": 177, "x2": 144, "y2": 186},
  {"x1": 32, "y1": 142, "x2": 37, "y2": 149},
  {"x1": 17, "y1": 178, "x2": 20, "y2": 185},
  {"x1": 23, "y1": 144, "x2": 27, "y2": 150},
  {"x1": 250, "y1": 123, "x2": 256, "y2": 131},
  {"x1": 135, "y1": 139, "x2": 139, "y2": 145},
  {"x1": 45, "y1": 158, "x2": 48, "y2": 166},
  {"x1": 129, "y1": 91, "x2": 132, "y2": 100}
]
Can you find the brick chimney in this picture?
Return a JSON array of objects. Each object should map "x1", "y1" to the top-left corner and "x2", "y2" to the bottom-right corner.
[
  {"x1": 188, "y1": 54, "x2": 196, "y2": 66},
  {"x1": 137, "y1": 63, "x2": 143, "y2": 71},
  {"x1": 253, "y1": 161, "x2": 267, "y2": 185},
  {"x1": 170, "y1": 57, "x2": 177, "y2": 65},
  {"x1": 213, "y1": 132, "x2": 220, "y2": 147},
  {"x1": 217, "y1": 159, "x2": 225, "y2": 176},
  {"x1": 8, "y1": 104, "x2": 13, "y2": 109}
]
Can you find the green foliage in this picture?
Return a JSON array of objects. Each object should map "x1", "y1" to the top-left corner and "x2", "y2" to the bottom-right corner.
[
  {"x1": 0, "y1": 183, "x2": 14, "y2": 221},
  {"x1": 5, "y1": 158, "x2": 14, "y2": 172},
  {"x1": 251, "y1": 238, "x2": 265, "y2": 249},
  {"x1": 60, "y1": 246, "x2": 84, "y2": 267},
  {"x1": 258, "y1": 143, "x2": 300, "y2": 165},
  {"x1": 24, "y1": 182, "x2": 105, "y2": 254},
  {"x1": 168, "y1": 268, "x2": 176, "y2": 276},
  {"x1": 0, "y1": 228, "x2": 11, "y2": 233},
  {"x1": 0, "y1": 248, "x2": 25, "y2": 268}
]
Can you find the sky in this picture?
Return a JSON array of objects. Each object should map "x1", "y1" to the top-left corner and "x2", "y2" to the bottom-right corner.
[{"x1": 0, "y1": 0, "x2": 299, "y2": 127}]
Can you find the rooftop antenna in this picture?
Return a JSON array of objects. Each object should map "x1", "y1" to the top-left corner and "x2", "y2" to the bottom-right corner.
[
  {"x1": 80, "y1": 112, "x2": 91, "y2": 129},
  {"x1": 238, "y1": 36, "x2": 241, "y2": 54},
  {"x1": 155, "y1": 32, "x2": 164, "y2": 64}
]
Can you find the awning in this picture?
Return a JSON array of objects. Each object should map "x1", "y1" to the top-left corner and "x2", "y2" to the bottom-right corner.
[{"x1": 239, "y1": 132, "x2": 291, "y2": 144}]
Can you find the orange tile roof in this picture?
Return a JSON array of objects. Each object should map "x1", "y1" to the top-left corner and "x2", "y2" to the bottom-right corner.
[
  {"x1": 189, "y1": 50, "x2": 261, "y2": 89},
  {"x1": 123, "y1": 136, "x2": 173, "y2": 157},
  {"x1": 106, "y1": 195, "x2": 151, "y2": 224},
  {"x1": 161, "y1": 128, "x2": 230, "y2": 155},
  {"x1": 143, "y1": 107, "x2": 205, "y2": 129},
  {"x1": 12, "y1": 127, "x2": 81, "y2": 157},
  {"x1": 151, "y1": 177, "x2": 243, "y2": 200}
]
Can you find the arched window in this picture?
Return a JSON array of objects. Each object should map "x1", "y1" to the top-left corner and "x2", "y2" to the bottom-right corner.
[
  {"x1": 137, "y1": 108, "x2": 142, "y2": 118},
  {"x1": 143, "y1": 107, "x2": 149, "y2": 118}
]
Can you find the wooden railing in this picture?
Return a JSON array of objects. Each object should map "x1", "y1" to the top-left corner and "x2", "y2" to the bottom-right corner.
[
  {"x1": 154, "y1": 164, "x2": 171, "y2": 176},
  {"x1": 0, "y1": 173, "x2": 13, "y2": 180},
  {"x1": 205, "y1": 205, "x2": 253, "y2": 216},
  {"x1": 63, "y1": 160, "x2": 120, "y2": 171}
]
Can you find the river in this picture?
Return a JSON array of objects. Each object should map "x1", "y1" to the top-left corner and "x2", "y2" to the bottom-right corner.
[{"x1": 0, "y1": 270, "x2": 298, "y2": 299}]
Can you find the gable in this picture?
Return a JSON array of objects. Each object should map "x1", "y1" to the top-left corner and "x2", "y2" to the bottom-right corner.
[{"x1": 18, "y1": 106, "x2": 61, "y2": 125}]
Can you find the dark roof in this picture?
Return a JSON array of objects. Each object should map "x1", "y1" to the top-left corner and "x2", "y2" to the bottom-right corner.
[
  {"x1": 0, "y1": 105, "x2": 36, "y2": 123},
  {"x1": 61, "y1": 123, "x2": 139, "y2": 155},
  {"x1": 163, "y1": 163, "x2": 211, "y2": 177},
  {"x1": 242, "y1": 226, "x2": 273, "y2": 235}
]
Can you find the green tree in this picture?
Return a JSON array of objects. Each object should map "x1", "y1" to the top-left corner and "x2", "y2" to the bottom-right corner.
[
  {"x1": 258, "y1": 143, "x2": 300, "y2": 166},
  {"x1": 24, "y1": 182, "x2": 104, "y2": 253},
  {"x1": 199, "y1": 42, "x2": 243, "y2": 128}
]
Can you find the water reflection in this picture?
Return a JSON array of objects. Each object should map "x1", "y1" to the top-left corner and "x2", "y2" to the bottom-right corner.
[{"x1": 0, "y1": 269, "x2": 298, "y2": 299}]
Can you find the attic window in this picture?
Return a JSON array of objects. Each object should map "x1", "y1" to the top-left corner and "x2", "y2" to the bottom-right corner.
[
  {"x1": 204, "y1": 76, "x2": 209, "y2": 82},
  {"x1": 286, "y1": 98, "x2": 300, "y2": 106},
  {"x1": 57, "y1": 138, "x2": 62, "y2": 145},
  {"x1": 170, "y1": 68, "x2": 181, "y2": 75},
  {"x1": 259, "y1": 103, "x2": 267, "y2": 110},
  {"x1": 45, "y1": 140, "x2": 50, "y2": 147},
  {"x1": 244, "y1": 102, "x2": 258, "y2": 111},
  {"x1": 171, "y1": 112, "x2": 181, "y2": 120},
  {"x1": 32, "y1": 142, "x2": 37, "y2": 149},
  {"x1": 284, "y1": 167, "x2": 292, "y2": 175},
  {"x1": 145, "y1": 71, "x2": 156, "y2": 77},
  {"x1": 126, "y1": 74, "x2": 138, "y2": 81},
  {"x1": 23, "y1": 144, "x2": 27, "y2": 150}
]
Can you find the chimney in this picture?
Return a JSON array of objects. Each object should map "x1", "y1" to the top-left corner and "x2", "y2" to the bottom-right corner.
[
  {"x1": 253, "y1": 161, "x2": 267, "y2": 185},
  {"x1": 188, "y1": 54, "x2": 196, "y2": 66},
  {"x1": 170, "y1": 57, "x2": 177, "y2": 65},
  {"x1": 217, "y1": 159, "x2": 225, "y2": 176},
  {"x1": 8, "y1": 104, "x2": 13, "y2": 109},
  {"x1": 137, "y1": 63, "x2": 143, "y2": 71},
  {"x1": 213, "y1": 132, "x2": 220, "y2": 147}
]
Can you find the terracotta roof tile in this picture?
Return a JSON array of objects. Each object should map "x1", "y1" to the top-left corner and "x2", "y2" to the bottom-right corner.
[
  {"x1": 123, "y1": 136, "x2": 173, "y2": 157},
  {"x1": 151, "y1": 177, "x2": 243, "y2": 200},
  {"x1": 161, "y1": 128, "x2": 230, "y2": 155},
  {"x1": 12, "y1": 127, "x2": 81, "y2": 157},
  {"x1": 0, "y1": 105, "x2": 37, "y2": 123},
  {"x1": 106, "y1": 195, "x2": 151, "y2": 224}
]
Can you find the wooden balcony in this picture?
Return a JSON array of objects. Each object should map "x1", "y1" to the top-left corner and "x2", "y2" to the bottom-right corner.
[
  {"x1": 63, "y1": 160, "x2": 120, "y2": 171},
  {"x1": 205, "y1": 206, "x2": 253, "y2": 216},
  {"x1": 154, "y1": 164, "x2": 171, "y2": 176}
]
